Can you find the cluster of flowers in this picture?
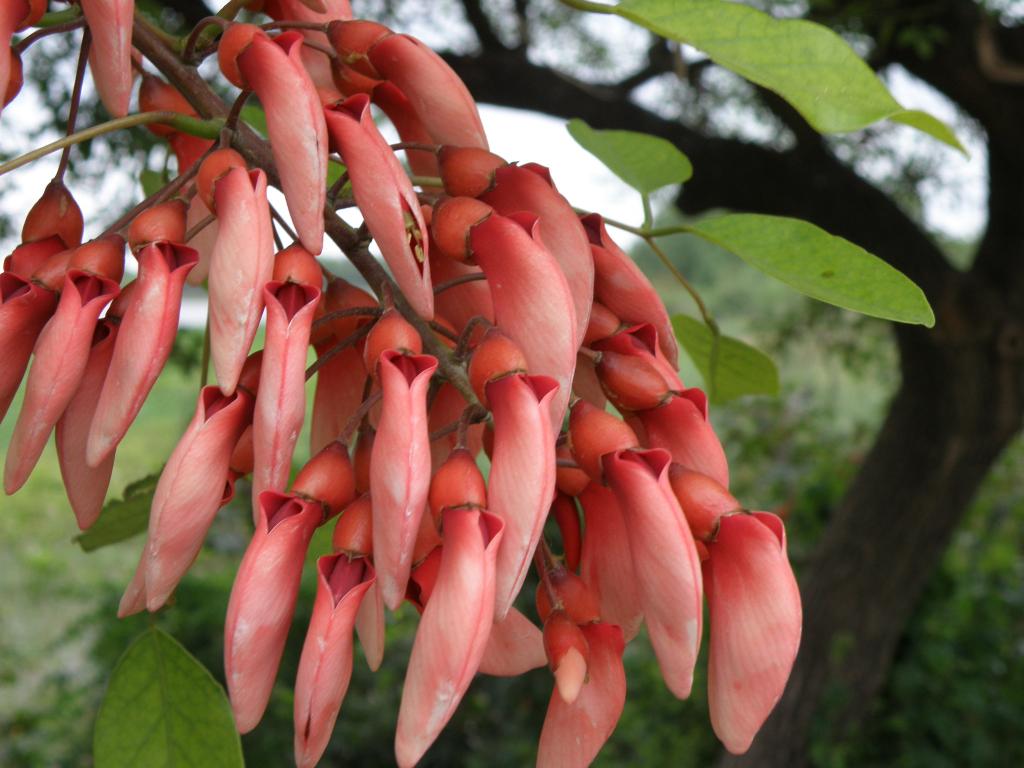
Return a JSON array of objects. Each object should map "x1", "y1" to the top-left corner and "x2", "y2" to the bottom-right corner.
[{"x1": 0, "y1": 1, "x2": 801, "y2": 766}]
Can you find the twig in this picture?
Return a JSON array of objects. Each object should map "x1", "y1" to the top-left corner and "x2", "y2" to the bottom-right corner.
[
  {"x1": 55, "y1": 28, "x2": 91, "y2": 181},
  {"x1": 14, "y1": 18, "x2": 86, "y2": 53},
  {"x1": 305, "y1": 322, "x2": 374, "y2": 379},
  {"x1": 0, "y1": 112, "x2": 223, "y2": 177},
  {"x1": 434, "y1": 272, "x2": 487, "y2": 295}
]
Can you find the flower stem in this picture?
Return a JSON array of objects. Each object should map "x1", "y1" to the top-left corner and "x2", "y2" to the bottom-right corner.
[
  {"x1": 55, "y1": 28, "x2": 91, "y2": 182},
  {"x1": 643, "y1": 236, "x2": 721, "y2": 400},
  {"x1": 0, "y1": 112, "x2": 224, "y2": 178}
]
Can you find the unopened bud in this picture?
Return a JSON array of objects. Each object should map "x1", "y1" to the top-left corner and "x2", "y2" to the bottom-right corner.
[
  {"x1": 468, "y1": 326, "x2": 527, "y2": 407},
  {"x1": 430, "y1": 197, "x2": 492, "y2": 262},
  {"x1": 438, "y1": 146, "x2": 506, "y2": 198},
  {"x1": 567, "y1": 400, "x2": 639, "y2": 483},
  {"x1": 128, "y1": 199, "x2": 188, "y2": 251},
  {"x1": 331, "y1": 493, "x2": 373, "y2": 555},
  {"x1": 293, "y1": 441, "x2": 356, "y2": 518},
  {"x1": 428, "y1": 448, "x2": 487, "y2": 523}
]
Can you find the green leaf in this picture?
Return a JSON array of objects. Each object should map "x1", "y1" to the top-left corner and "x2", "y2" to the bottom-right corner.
[
  {"x1": 614, "y1": 0, "x2": 964, "y2": 152},
  {"x1": 240, "y1": 104, "x2": 268, "y2": 137},
  {"x1": 672, "y1": 314, "x2": 779, "y2": 402},
  {"x1": 683, "y1": 213, "x2": 935, "y2": 326},
  {"x1": 140, "y1": 169, "x2": 166, "y2": 197},
  {"x1": 566, "y1": 118, "x2": 693, "y2": 193},
  {"x1": 94, "y1": 628, "x2": 243, "y2": 768},
  {"x1": 73, "y1": 472, "x2": 160, "y2": 552}
]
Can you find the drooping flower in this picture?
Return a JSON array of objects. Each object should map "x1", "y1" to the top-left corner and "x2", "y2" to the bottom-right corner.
[
  {"x1": 5, "y1": 241, "x2": 122, "y2": 493},
  {"x1": 369, "y1": 350, "x2": 437, "y2": 609},
  {"x1": 251, "y1": 247, "x2": 322, "y2": 515},
  {"x1": 79, "y1": 0, "x2": 135, "y2": 118},
  {"x1": 86, "y1": 242, "x2": 198, "y2": 466},
  {"x1": 705, "y1": 511, "x2": 802, "y2": 754},
  {"x1": 486, "y1": 373, "x2": 558, "y2": 620},
  {"x1": 604, "y1": 448, "x2": 703, "y2": 699},
  {"x1": 55, "y1": 319, "x2": 119, "y2": 530},
  {"x1": 221, "y1": 25, "x2": 328, "y2": 253},
  {"x1": 293, "y1": 554, "x2": 375, "y2": 768},
  {"x1": 225, "y1": 491, "x2": 323, "y2": 733},
  {"x1": 324, "y1": 94, "x2": 433, "y2": 319},
  {"x1": 394, "y1": 508, "x2": 504, "y2": 767},
  {"x1": 206, "y1": 164, "x2": 275, "y2": 394},
  {"x1": 137, "y1": 384, "x2": 253, "y2": 610}
]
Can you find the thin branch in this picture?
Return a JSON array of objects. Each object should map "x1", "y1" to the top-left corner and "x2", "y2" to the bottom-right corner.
[
  {"x1": 0, "y1": 112, "x2": 223, "y2": 178},
  {"x1": 434, "y1": 271, "x2": 487, "y2": 295},
  {"x1": 55, "y1": 28, "x2": 91, "y2": 181},
  {"x1": 14, "y1": 18, "x2": 86, "y2": 53}
]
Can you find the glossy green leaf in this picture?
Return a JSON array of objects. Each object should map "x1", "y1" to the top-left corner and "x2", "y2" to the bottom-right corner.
[
  {"x1": 683, "y1": 213, "x2": 935, "y2": 326},
  {"x1": 672, "y1": 314, "x2": 779, "y2": 402},
  {"x1": 74, "y1": 472, "x2": 159, "y2": 552},
  {"x1": 614, "y1": 0, "x2": 964, "y2": 152},
  {"x1": 94, "y1": 628, "x2": 243, "y2": 768},
  {"x1": 567, "y1": 118, "x2": 693, "y2": 193}
]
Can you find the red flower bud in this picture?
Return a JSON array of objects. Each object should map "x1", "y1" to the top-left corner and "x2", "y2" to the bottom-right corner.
[
  {"x1": 127, "y1": 199, "x2": 188, "y2": 252},
  {"x1": 363, "y1": 306, "x2": 421, "y2": 375},
  {"x1": 331, "y1": 493, "x2": 373, "y2": 556},
  {"x1": 430, "y1": 197, "x2": 493, "y2": 263},
  {"x1": 567, "y1": 400, "x2": 639, "y2": 483},
  {"x1": 468, "y1": 326, "x2": 528, "y2": 407},
  {"x1": 668, "y1": 465, "x2": 741, "y2": 541},
  {"x1": 293, "y1": 440, "x2": 357, "y2": 518},
  {"x1": 438, "y1": 146, "x2": 506, "y2": 197},
  {"x1": 428, "y1": 447, "x2": 487, "y2": 522},
  {"x1": 595, "y1": 348, "x2": 673, "y2": 411},
  {"x1": 197, "y1": 148, "x2": 247, "y2": 213},
  {"x1": 22, "y1": 180, "x2": 83, "y2": 250}
]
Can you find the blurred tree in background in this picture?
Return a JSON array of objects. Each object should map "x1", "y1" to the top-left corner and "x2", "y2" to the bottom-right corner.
[{"x1": 1, "y1": 1, "x2": 1022, "y2": 766}]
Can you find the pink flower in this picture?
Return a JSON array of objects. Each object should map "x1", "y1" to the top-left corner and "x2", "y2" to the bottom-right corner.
[
  {"x1": 369, "y1": 350, "x2": 437, "y2": 609},
  {"x1": 578, "y1": 482, "x2": 643, "y2": 641},
  {"x1": 481, "y1": 163, "x2": 594, "y2": 344},
  {"x1": 469, "y1": 210, "x2": 576, "y2": 433},
  {"x1": 235, "y1": 30, "x2": 327, "y2": 253},
  {"x1": 207, "y1": 166, "x2": 275, "y2": 395},
  {"x1": 705, "y1": 511, "x2": 801, "y2": 754},
  {"x1": 86, "y1": 242, "x2": 198, "y2": 466},
  {"x1": 638, "y1": 388, "x2": 730, "y2": 490},
  {"x1": 251, "y1": 276, "x2": 321, "y2": 515},
  {"x1": 363, "y1": 31, "x2": 488, "y2": 150},
  {"x1": 293, "y1": 554, "x2": 375, "y2": 768},
  {"x1": 4, "y1": 266, "x2": 120, "y2": 493},
  {"x1": 603, "y1": 448, "x2": 703, "y2": 699},
  {"x1": 394, "y1": 508, "x2": 504, "y2": 767},
  {"x1": 56, "y1": 320, "x2": 119, "y2": 529},
  {"x1": 324, "y1": 94, "x2": 434, "y2": 319},
  {"x1": 141, "y1": 385, "x2": 254, "y2": 610},
  {"x1": 486, "y1": 373, "x2": 559, "y2": 620},
  {"x1": 225, "y1": 491, "x2": 323, "y2": 733},
  {"x1": 79, "y1": 0, "x2": 134, "y2": 117},
  {"x1": 582, "y1": 213, "x2": 678, "y2": 366}
]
